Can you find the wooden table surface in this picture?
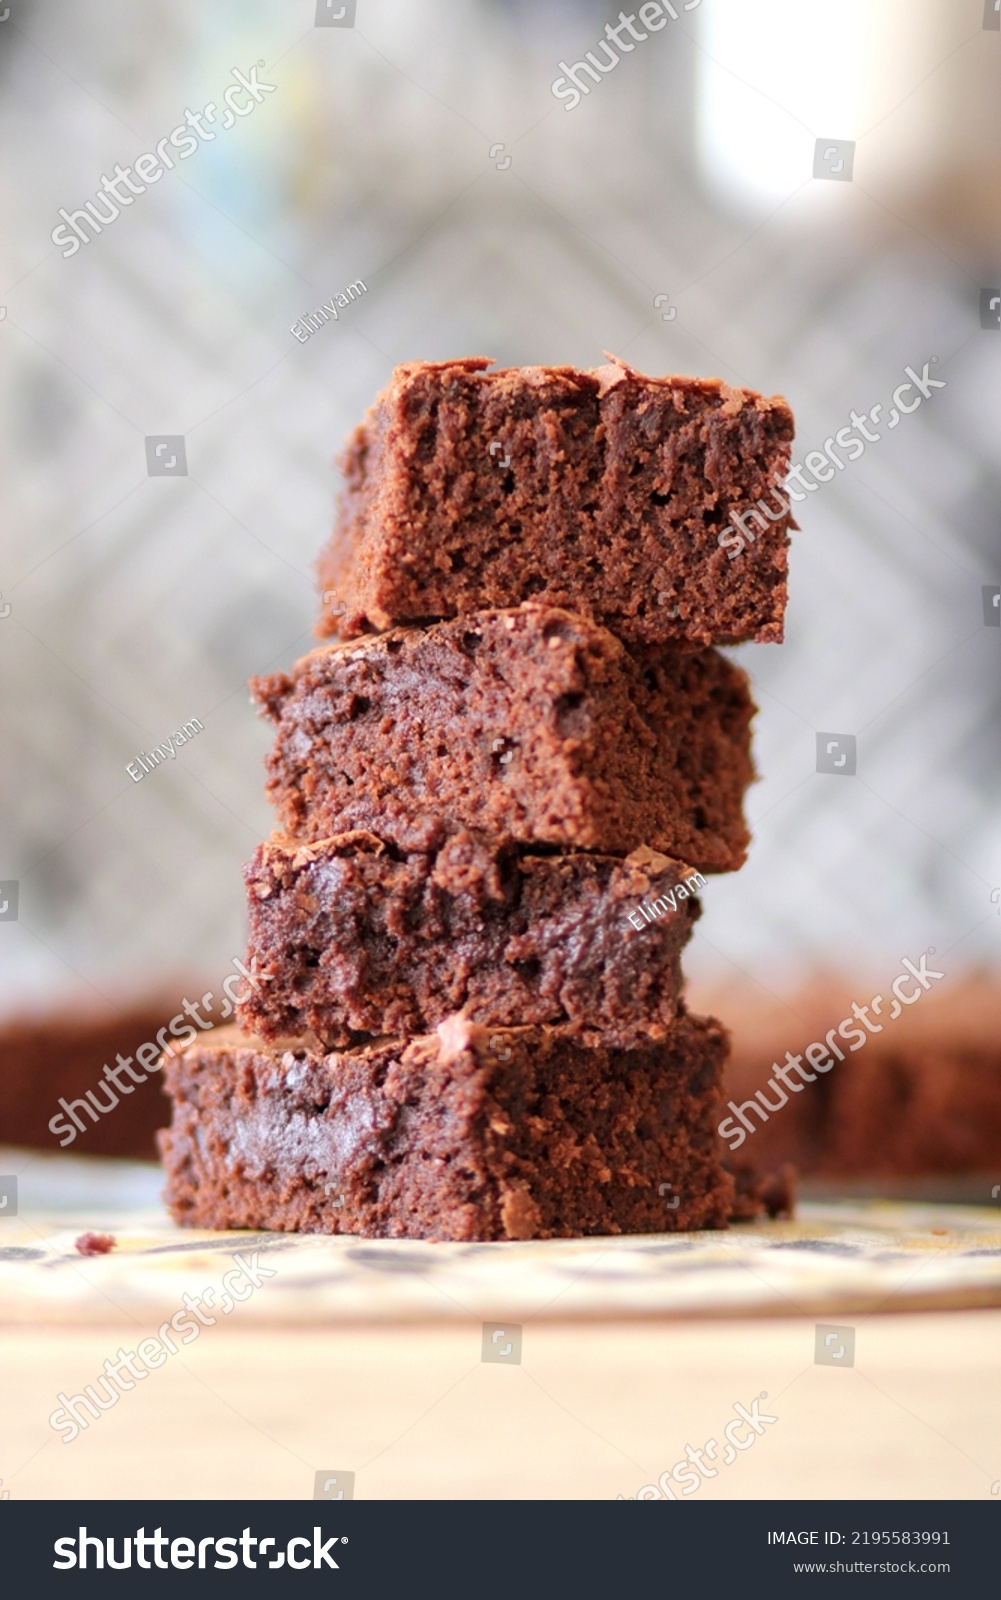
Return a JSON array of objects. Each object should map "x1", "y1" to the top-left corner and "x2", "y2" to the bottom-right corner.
[{"x1": 3, "y1": 1310, "x2": 999, "y2": 1501}]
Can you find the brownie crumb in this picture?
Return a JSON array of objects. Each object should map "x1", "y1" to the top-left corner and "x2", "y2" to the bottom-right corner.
[
  {"x1": 74, "y1": 1231, "x2": 117, "y2": 1257},
  {"x1": 726, "y1": 1161, "x2": 797, "y2": 1221}
]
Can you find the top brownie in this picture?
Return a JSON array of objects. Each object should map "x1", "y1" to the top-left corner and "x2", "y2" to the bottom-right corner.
[{"x1": 318, "y1": 357, "x2": 793, "y2": 647}]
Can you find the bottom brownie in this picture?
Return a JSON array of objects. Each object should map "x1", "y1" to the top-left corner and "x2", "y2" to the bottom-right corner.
[{"x1": 159, "y1": 1015, "x2": 735, "y2": 1241}]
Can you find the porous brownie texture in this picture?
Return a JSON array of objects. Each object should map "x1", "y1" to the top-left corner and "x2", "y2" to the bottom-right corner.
[
  {"x1": 159, "y1": 1016, "x2": 735, "y2": 1240},
  {"x1": 317, "y1": 357, "x2": 794, "y2": 647},
  {"x1": 252, "y1": 604, "x2": 755, "y2": 870},
  {"x1": 239, "y1": 831, "x2": 703, "y2": 1048}
]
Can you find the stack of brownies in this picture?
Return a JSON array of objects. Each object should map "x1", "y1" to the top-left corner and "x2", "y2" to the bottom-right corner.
[{"x1": 160, "y1": 357, "x2": 794, "y2": 1241}]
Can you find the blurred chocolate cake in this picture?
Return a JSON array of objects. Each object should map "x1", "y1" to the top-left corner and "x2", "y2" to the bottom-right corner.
[
  {"x1": 0, "y1": 997, "x2": 208, "y2": 1161},
  {"x1": 701, "y1": 971, "x2": 1001, "y2": 1191}
]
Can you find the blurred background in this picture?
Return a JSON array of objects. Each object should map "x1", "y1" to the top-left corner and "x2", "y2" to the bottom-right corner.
[{"x1": 1, "y1": 0, "x2": 999, "y2": 1019}]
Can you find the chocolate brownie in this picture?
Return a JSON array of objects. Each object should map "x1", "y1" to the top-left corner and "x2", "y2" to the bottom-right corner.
[
  {"x1": 239, "y1": 832, "x2": 703, "y2": 1048},
  {"x1": 811, "y1": 977, "x2": 1001, "y2": 1179},
  {"x1": 0, "y1": 998, "x2": 199, "y2": 1159},
  {"x1": 705, "y1": 974, "x2": 1001, "y2": 1181},
  {"x1": 317, "y1": 357, "x2": 794, "y2": 646},
  {"x1": 252, "y1": 605, "x2": 755, "y2": 869},
  {"x1": 159, "y1": 1014, "x2": 736, "y2": 1240}
]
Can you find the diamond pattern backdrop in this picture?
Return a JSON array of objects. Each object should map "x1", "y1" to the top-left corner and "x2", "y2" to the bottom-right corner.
[{"x1": 1, "y1": 0, "x2": 999, "y2": 1015}]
